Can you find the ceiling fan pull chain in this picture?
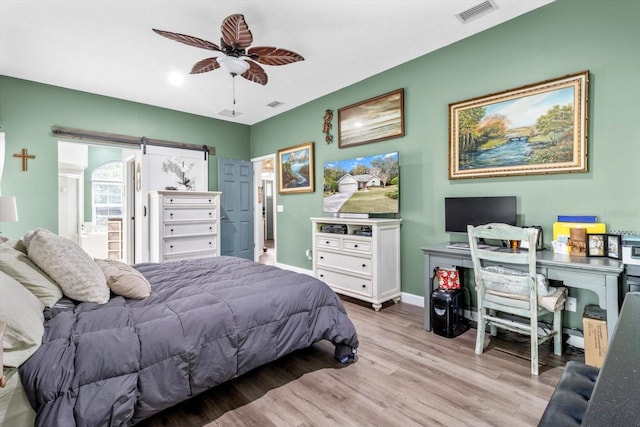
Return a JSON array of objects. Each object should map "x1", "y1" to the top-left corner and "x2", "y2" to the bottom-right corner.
[{"x1": 232, "y1": 75, "x2": 237, "y2": 116}]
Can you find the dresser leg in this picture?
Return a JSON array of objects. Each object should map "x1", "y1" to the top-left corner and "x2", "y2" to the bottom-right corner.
[{"x1": 372, "y1": 303, "x2": 382, "y2": 312}]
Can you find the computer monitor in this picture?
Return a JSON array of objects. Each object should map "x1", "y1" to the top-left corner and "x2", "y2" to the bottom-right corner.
[{"x1": 444, "y1": 196, "x2": 517, "y2": 233}]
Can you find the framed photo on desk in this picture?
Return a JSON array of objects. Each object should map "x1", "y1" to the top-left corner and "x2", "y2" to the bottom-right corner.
[
  {"x1": 606, "y1": 234, "x2": 622, "y2": 260},
  {"x1": 587, "y1": 233, "x2": 606, "y2": 257}
]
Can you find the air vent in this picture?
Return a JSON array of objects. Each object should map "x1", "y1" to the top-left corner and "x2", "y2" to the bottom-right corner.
[
  {"x1": 219, "y1": 109, "x2": 242, "y2": 117},
  {"x1": 456, "y1": 0, "x2": 498, "y2": 23},
  {"x1": 267, "y1": 100, "x2": 284, "y2": 108}
]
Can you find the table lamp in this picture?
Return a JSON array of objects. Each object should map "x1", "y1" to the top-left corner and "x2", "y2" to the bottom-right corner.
[{"x1": 0, "y1": 196, "x2": 18, "y2": 241}]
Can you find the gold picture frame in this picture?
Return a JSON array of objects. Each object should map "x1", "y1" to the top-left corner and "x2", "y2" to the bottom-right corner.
[
  {"x1": 338, "y1": 89, "x2": 405, "y2": 148},
  {"x1": 277, "y1": 142, "x2": 315, "y2": 194},
  {"x1": 448, "y1": 71, "x2": 589, "y2": 179}
]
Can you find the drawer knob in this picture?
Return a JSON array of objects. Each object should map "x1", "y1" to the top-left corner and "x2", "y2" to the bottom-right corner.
[
  {"x1": 320, "y1": 274, "x2": 324, "y2": 278},
  {"x1": 208, "y1": 212, "x2": 212, "y2": 216},
  {"x1": 170, "y1": 213, "x2": 174, "y2": 218},
  {"x1": 170, "y1": 245, "x2": 174, "y2": 249},
  {"x1": 362, "y1": 264, "x2": 366, "y2": 268},
  {"x1": 362, "y1": 284, "x2": 366, "y2": 289},
  {"x1": 169, "y1": 198, "x2": 173, "y2": 203},
  {"x1": 170, "y1": 228, "x2": 174, "y2": 234},
  {"x1": 320, "y1": 256, "x2": 324, "y2": 260},
  {"x1": 354, "y1": 244, "x2": 359, "y2": 248},
  {"x1": 326, "y1": 241, "x2": 330, "y2": 244}
]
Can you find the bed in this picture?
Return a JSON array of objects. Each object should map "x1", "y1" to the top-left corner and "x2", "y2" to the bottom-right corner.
[{"x1": 0, "y1": 229, "x2": 359, "y2": 426}]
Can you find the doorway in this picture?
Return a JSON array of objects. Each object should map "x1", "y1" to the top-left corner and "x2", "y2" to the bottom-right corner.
[
  {"x1": 57, "y1": 141, "x2": 136, "y2": 263},
  {"x1": 253, "y1": 155, "x2": 276, "y2": 265}
]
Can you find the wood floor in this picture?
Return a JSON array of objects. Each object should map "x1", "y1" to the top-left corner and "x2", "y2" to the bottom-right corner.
[{"x1": 138, "y1": 299, "x2": 580, "y2": 427}]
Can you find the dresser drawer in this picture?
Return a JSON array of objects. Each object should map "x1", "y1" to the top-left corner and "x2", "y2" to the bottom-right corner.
[
  {"x1": 164, "y1": 222, "x2": 217, "y2": 237},
  {"x1": 343, "y1": 239, "x2": 371, "y2": 253},
  {"x1": 164, "y1": 196, "x2": 218, "y2": 206},
  {"x1": 163, "y1": 235, "x2": 217, "y2": 254},
  {"x1": 316, "y1": 268, "x2": 372, "y2": 297},
  {"x1": 316, "y1": 250, "x2": 372, "y2": 275},
  {"x1": 163, "y1": 250, "x2": 217, "y2": 261},
  {"x1": 163, "y1": 208, "x2": 217, "y2": 222},
  {"x1": 316, "y1": 236, "x2": 341, "y2": 250}
]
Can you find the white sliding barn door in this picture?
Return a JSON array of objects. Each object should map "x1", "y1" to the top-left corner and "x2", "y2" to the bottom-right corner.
[{"x1": 134, "y1": 145, "x2": 208, "y2": 262}]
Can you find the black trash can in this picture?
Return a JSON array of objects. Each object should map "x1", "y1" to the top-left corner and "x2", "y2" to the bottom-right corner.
[{"x1": 431, "y1": 288, "x2": 468, "y2": 338}]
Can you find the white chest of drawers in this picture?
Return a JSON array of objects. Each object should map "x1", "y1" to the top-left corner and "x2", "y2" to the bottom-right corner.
[
  {"x1": 149, "y1": 191, "x2": 222, "y2": 262},
  {"x1": 311, "y1": 217, "x2": 401, "y2": 311}
]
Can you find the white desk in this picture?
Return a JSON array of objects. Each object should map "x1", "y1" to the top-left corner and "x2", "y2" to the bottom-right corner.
[{"x1": 422, "y1": 244, "x2": 625, "y2": 340}]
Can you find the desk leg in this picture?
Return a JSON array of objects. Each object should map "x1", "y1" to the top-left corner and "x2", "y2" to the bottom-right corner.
[
  {"x1": 424, "y1": 255, "x2": 434, "y2": 331},
  {"x1": 605, "y1": 274, "x2": 619, "y2": 341}
]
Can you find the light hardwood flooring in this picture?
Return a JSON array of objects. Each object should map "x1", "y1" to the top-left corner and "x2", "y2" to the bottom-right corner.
[{"x1": 139, "y1": 299, "x2": 579, "y2": 427}]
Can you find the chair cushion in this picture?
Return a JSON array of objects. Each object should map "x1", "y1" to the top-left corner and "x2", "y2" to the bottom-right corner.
[{"x1": 483, "y1": 265, "x2": 552, "y2": 296}]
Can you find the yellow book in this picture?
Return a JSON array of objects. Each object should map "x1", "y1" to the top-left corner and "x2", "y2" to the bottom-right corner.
[{"x1": 553, "y1": 222, "x2": 606, "y2": 241}]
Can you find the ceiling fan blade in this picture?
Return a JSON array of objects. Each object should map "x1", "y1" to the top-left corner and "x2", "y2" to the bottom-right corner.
[
  {"x1": 153, "y1": 29, "x2": 221, "y2": 51},
  {"x1": 247, "y1": 46, "x2": 305, "y2": 66},
  {"x1": 190, "y1": 57, "x2": 221, "y2": 74},
  {"x1": 221, "y1": 14, "x2": 253, "y2": 49},
  {"x1": 241, "y1": 61, "x2": 268, "y2": 85}
]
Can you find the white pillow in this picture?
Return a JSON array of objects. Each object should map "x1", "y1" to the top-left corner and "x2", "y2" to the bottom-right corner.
[
  {"x1": 24, "y1": 229, "x2": 109, "y2": 304},
  {"x1": 0, "y1": 240, "x2": 63, "y2": 308},
  {"x1": 0, "y1": 271, "x2": 45, "y2": 367},
  {"x1": 95, "y1": 258, "x2": 151, "y2": 299}
]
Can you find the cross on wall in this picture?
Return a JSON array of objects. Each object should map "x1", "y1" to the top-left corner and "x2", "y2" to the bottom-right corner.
[{"x1": 13, "y1": 149, "x2": 35, "y2": 171}]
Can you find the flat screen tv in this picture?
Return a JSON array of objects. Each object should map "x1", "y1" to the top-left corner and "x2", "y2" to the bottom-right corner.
[
  {"x1": 323, "y1": 152, "x2": 399, "y2": 215},
  {"x1": 445, "y1": 196, "x2": 517, "y2": 233}
]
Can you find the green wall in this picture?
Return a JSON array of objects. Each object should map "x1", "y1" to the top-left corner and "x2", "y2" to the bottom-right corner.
[
  {"x1": 0, "y1": 76, "x2": 251, "y2": 236},
  {"x1": 250, "y1": 0, "x2": 640, "y2": 325}
]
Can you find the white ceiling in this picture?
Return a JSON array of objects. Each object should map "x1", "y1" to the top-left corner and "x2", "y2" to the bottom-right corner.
[{"x1": 0, "y1": 0, "x2": 555, "y2": 125}]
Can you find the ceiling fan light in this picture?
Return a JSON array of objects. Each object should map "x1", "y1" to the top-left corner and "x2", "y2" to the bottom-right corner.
[{"x1": 218, "y1": 56, "x2": 250, "y2": 76}]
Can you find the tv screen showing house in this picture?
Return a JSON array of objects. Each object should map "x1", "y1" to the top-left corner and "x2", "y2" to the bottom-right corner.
[{"x1": 323, "y1": 152, "x2": 399, "y2": 214}]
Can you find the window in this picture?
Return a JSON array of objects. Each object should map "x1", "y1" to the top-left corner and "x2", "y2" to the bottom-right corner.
[{"x1": 92, "y1": 162, "x2": 123, "y2": 228}]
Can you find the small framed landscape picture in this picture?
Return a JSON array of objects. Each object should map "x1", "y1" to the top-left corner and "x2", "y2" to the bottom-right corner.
[
  {"x1": 277, "y1": 141, "x2": 315, "y2": 194},
  {"x1": 586, "y1": 233, "x2": 606, "y2": 257},
  {"x1": 606, "y1": 234, "x2": 622, "y2": 260}
]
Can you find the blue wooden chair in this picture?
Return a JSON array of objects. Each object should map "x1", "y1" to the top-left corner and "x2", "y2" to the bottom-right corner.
[{"x1": 468, "y1": 223, "x2": 562, "y2": 375}]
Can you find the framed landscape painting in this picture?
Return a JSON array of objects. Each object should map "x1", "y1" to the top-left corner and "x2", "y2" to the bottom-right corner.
[
  {"x1": 277, "y1": 142, "x2": 315, "y2": 194},
  {"x1": 448, "y1": 71, "x2": 589, "y2": 179},
  {"x1": 338, "y1": 89, "x2": 404, "y2": 148}
]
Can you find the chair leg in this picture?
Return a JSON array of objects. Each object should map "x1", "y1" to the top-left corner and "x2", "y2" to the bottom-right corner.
[
  {"x1": 531, "y1": 317, "x2": 539, "y2": 376},
  {"x1": 553, "y1": 309, "x2": 562, "y2": 356},
  {"x1": 489, "y1": 309, "x2": 497, "y2": 336},
  {"x1": 475, "y1": 308, "x2": 486, "y2": 355}
]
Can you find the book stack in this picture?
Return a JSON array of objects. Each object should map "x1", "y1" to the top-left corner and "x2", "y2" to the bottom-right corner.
[{"x1": 552, "y1": 215, "x2": 606, "y2": 254}]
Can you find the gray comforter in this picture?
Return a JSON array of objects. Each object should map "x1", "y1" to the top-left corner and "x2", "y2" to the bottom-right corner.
[{"x1": 19, "y1": 256, "x2": 359, "y2": 426}]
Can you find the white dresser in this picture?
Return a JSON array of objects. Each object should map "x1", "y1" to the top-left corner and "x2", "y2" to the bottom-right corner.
[
  {"x1": 311, "y1": 217, "x2": 401, "y2": 311},
  {"x1": 149, "y1": 191, "x2": 222, "y2": 262}
]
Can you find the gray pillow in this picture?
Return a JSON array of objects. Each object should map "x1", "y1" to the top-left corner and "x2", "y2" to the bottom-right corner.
[{"x1": 24, "y1": 229, "x2": 109, "y2": 304}]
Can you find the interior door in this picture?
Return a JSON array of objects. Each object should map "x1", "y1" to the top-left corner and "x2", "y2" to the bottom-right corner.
[{"x1": 218, "y1": 158, "x2": 253, "y2": 259}]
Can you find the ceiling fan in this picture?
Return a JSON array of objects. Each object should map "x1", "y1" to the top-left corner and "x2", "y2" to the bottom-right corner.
[{"x1": 153, "y1": 14, "x2": 305, "y2": 86}]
